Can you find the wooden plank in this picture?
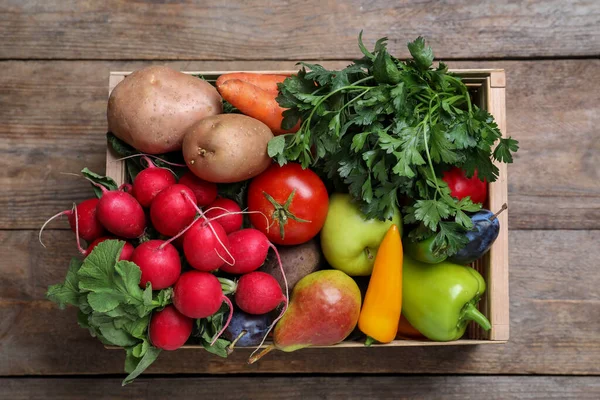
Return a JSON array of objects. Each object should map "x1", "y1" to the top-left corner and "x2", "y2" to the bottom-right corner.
[
  {"x1": 2, "y1": 376, "x2": 600, "y2": 400},
  {"x1": 0, "y1": 59, "x2": 599, "y2": 230},
  {"x1": 1, "y1": 230, "x2": 598, "y2": 375},
  {"x1": 487, "y1": 76, "x2": 509, "y2": 341},
  {"x1": 0, "y1": 1, "x2": 599, "y2": 60}
]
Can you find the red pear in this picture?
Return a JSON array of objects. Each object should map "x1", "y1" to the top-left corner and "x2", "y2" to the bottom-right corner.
[{"x1": 249, "y1": 270, "x2": 361, "y2": 362}]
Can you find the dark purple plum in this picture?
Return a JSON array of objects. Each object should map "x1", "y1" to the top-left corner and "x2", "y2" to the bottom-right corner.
[
  {"x1": 223, "y1": 308, "x2": 274, "y2": 350},
  {"x1": 450, "y1": 204, "x2": 507, "y2": 265}
]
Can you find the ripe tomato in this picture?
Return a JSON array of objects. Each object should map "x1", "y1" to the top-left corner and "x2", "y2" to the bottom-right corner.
[
  {"x1": 442, "y1": 167, "x2": 487, "y2": 204},
  {"x1": 248, "y1": 163, "x2": 329, "y2": 245}
]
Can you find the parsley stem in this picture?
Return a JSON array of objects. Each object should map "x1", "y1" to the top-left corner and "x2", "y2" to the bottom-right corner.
[
  {"x1": 339, "y1": 89, "x2": 371, "y2": 112},
  {"x1": 422, "y1": 95, "x2": 443, "y2": 201}
]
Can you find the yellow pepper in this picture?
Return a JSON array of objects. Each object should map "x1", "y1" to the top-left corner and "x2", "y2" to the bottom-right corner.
[{"x1": 358, "y1": 224, "x2": 403, "y2": 344}]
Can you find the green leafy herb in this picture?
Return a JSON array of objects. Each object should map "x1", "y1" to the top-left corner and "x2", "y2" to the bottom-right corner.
[
  {"x1": 47, "y1": 240, "x2": 172, "y2": 385},
  {"x1": 194, "y1": 303, "x2": 232, "y2": 358},
  {"x1": 81, "y1": 167, "x2": 118, "y2": 198},
  {"x1": 270, "y1": 34, "x2": 518, "y2": 257}
]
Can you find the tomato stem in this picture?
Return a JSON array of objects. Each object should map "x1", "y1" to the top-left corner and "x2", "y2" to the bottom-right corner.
[{"x1": 262, "y1": 189, "x2": 311, "y2": 240}]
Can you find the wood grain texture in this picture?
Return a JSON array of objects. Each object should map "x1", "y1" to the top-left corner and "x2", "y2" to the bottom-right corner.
[
  {"x1": 3, "y1": 376, "x2": 600, "y2": 400},
  {"x1": 1, "y1": 0, "x2": 599, "y2": 60},
  {"x1": 1, "y1": 230, "x2": 598, "y2": 375},
  {"x1": 1, "y1": 59, "x2": 598, "y2": 230}
]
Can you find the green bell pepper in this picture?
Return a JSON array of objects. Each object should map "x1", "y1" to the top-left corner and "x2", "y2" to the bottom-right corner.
[
  {"x1": 404, "y1": 236, "x2": 448, "y2": 264},
  {"x1": 402, "y1": 256, "x2": 491, "y2": 341}
]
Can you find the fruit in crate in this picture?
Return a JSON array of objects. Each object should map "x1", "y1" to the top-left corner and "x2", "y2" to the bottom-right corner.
[
  {"x1": 320, "y1": 193, "x2": 401, "y2": 276},
  {"x1": 249, "y1": 270, "x2": 362, "y2": 362},
  {"x1": 449, "y1": 204, "x2": 507, "y2": 265}
]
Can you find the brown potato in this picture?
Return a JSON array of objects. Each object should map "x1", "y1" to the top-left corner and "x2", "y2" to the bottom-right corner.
[
  {"x1": 107, "y1": 66, "x2": 222, "y2": 154},
  {"x1": 259, "y1": 238, "x2": 323, "y2": 291},
  {"x1": 182, "y1": 114, "x2": 273, "y2": 183}
]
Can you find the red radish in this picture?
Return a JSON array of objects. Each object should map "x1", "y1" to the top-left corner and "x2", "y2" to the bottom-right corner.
[
  {"x1": 235, "y1": 271, "x2": 286, "y2": 315},
  {"x1": 119, "y1": 183, "x2": 133, "y2": 193},
  {"x1": 149, "y1": 305, "x2": 193, "y2": 351},
  {"x1": 173, "y1": 271, "x2": 233, "y2": 345},
  {"x1": 39, "y1": 199, "x2": 105, "y2": 246},
  {"x1": 178, "y1": 171, "x2": 218, "y2": 207},
  {"x1": 131, "y1": 157, "x2": 176, "y2": 207},
  {"x1": 93, "y1": 184, "x2": 146, "y2": 239},
  {"x1": 204, "y1": 198, "x2": 243, "y2": 234},
  {"x1": 183, "y1": 220, "x2": 231, "y2": 271},
  {"x1": 86, "y1": 237, "x2": 134, "y2": 260},
  {"x1": 220, "y1": 229, "x2": 269, "y2": 275},
  {"x1": 130, "y1": 240, "x2": 181, "y2": 289},
  {"x1": 150, "y1": 184, "x2": 197, "y2": 237}
]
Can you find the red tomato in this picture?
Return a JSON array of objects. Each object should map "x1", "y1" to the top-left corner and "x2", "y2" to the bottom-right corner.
[
  {"x1": 248, "y1": 163, "x2": 328, "y2": 245},
  {"x1": 442, "y1": 167, "x2": 487, "y2": 204}
]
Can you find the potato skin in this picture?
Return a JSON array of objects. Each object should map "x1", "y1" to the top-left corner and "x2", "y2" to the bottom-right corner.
[
  {"x1": 182, "y1": 114, "x2": 273, "y2": 183},
  {"x1": 259, "y1": 238, "x2": 323, "y2": 290},
  {"x1": 107, "y1": 66, "x2": 222, "y2": 154}
]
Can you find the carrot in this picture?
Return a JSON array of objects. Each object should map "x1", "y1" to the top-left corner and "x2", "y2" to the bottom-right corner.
[
  {"x1": 217, "y1": 79, "x2": 300, "y2": 135},
  {"x1": 216, "y1": 73, "x2": 288, "y2": 94}
]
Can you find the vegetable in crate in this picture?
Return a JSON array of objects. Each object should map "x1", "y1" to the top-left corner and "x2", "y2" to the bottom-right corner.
[
  {"x1": 320, "y1": 193, "x2": 401, "y2": 276},
  {"x1": 85, "y1": 236, "x2": 134, "y2": 260},
  {"x1": 216, "y1": 73, "x2": 299, "y2": 135},
  {"x1": 46, "y1": 240, "x2": 172, "y2": 385},
  {"x1": 358, "y1": 224, "x2": 403, "y2": 344},
  {"x1": 178, "y1": 171, "x2": 218, "y2": 207},
  {"x1": 258, "y1": 237, "x2": 323, "y2": 290},
  {"x1": 442, "y1": 167, "x2": 487, "y2": 205},
  {"x1": 150, "y1": 184, "x2": 197, "y2": 237},
  {"x1": 94, "y1": 183, "x2": 147, "y2": 239},
  {"x1": 396, "y1": 315, "x2": 425, "y2": 340},
  {"x1": 404, "y1": 235, "x2": 448, "y2": 264},
  {"x1": 204, "y1": 198, "x2": 243, "y2": 234},
  {"x1": 270, "y1": 33, "x2": 518, "y2": 259},
  {"x1": 402, "y1": 256, "x2": 491, "y2": 341},
  {"x1": 108, "y1": 65, "x2": 223, "y2": 154},
  {"x1": 39, "y1": 198, "x2": 105, "y2": 245},
  {"x1": 131, "y1": 157, "x2": 177, "y2": 208},
  {"x1": 220, "y1": 229, "x2": 270, "y2": 275},
  {"x1": 149, "y1": 305, "x2": 193, "y2": 351},
  {"x1": 249, "y1": 270, "x2": 361, "y2": 363},
  {"x1": 216, "y1": 73, "x2": 288, "y2": 94},
  {"x1": 248, "y1": 163, "x2": 329, "y2": 245},
  {"x1": 182, "y1": 114, "x2": 273, "y2": 183}
]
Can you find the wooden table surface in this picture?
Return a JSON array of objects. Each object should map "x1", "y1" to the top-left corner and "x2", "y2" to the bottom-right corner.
[{"x1": 1, "y1": 1, "x2": 599, "y2": 398}]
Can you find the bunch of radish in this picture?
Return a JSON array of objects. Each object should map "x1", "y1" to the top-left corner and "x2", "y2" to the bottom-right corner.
[{"x1": 41, "y1": 156, "x2": 289, "y2": 352}]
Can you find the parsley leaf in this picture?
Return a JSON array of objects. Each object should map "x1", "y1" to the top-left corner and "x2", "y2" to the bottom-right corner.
[{"x1": 494, "y1": 137, "x2": 520, "y2": 163}]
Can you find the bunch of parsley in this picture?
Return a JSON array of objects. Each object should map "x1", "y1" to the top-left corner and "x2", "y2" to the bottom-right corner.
[{"x1": 269, "y1": 34, "x2": 518, "y2": 257}]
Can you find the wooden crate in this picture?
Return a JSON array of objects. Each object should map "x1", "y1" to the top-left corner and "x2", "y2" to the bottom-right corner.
[{"x1": 106, "y1": 69, "x2": 509, "y2": 346}]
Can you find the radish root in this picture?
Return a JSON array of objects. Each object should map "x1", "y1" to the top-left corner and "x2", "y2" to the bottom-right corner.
[
  {"x1": 39, "y1": 209, "x2": 71, "y2": 248},
  {"x1": 114, "y1": 153, "x2": 187, "y2": 168},
  {"x1": 210, "y1": 296, "x2": 234, "y2": 346},
  {"x1": 204, "y1": 207, "x2": 270, "y2": 232},
  {"x1": 182, "y1": 191, "x2": 236, "y2": 266},
  {"x1": 248, "y1": 243, "x2": 289, "y2": 363},
  {"x1": 73, "y1": 203, "x2": 87, "y2": 255},
  {"x1": 159, "y1": 214, "x2": 201, "y2": 250}
]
